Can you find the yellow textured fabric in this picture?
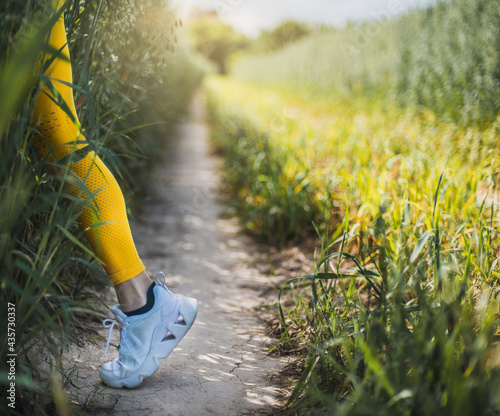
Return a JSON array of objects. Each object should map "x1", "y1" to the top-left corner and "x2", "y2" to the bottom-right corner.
[{"x1": 32, "y1": 12, "x2": 145, "y2": 284}]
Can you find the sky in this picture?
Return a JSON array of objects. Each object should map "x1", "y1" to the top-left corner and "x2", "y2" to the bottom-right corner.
[{"x1": 171, "y1": 0, "x2": 435, "y2": 37}]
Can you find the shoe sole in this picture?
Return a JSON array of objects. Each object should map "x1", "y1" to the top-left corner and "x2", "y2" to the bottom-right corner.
[{"x1": 100, "y1": 296, "x2": 198, "y2": 389}]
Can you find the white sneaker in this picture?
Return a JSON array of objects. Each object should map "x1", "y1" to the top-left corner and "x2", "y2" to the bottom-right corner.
[{"x1": 99, "y1": 272, "x2": 198, "y2": 388}]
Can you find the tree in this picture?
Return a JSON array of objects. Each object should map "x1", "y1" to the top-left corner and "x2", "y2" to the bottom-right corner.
[
  {"x1": 255, "y1": 20, "x2": 311, "y2": 52},
  {"x1": 187, "y1": 11, "x2": 248, "y2": 74}
]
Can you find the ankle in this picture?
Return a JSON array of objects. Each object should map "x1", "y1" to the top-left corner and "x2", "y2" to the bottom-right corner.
[
  {"x1": 115, "y1": 272, "x2": 153, "y2": 313},
  {"x1": 125, "y1": 283, "x2": 156, "y2": 317}
]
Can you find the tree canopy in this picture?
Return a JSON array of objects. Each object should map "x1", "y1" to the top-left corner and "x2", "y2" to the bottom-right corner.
[{"x1": 187, "y1": 11, "x2": 248, "y2": 74}]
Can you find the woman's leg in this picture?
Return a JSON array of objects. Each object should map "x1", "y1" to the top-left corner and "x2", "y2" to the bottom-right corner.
[
  {"x1": 32, "y1": 7, "x2": 197, "y2": 389},
  {"x1": 32, "y1": 11, "x2": 150, "y2": 304}
]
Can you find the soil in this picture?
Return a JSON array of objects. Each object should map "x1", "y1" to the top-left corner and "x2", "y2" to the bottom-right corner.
[{"x1": 62, "y1": 95, "x2": 315, "y2": 416}]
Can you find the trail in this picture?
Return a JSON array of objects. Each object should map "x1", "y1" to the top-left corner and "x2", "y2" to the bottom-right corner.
[{"x1": 67, "y1": 95, "x2": 288, "y2": 416}]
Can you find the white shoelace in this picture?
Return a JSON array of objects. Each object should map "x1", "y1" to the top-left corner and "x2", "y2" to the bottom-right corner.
[{"x1": 102, "y1": 318, "x2": 116, "y2": 356}]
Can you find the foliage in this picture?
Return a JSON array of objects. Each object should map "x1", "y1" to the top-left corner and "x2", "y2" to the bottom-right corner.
[
  {"x1": 1, "y1": 7, "x2": 97, "y2": 414},
  {"x1": 187, "y1": 11, "x2": 248, "y2": 74},
  {"x1": 253, "y1": 20, "x2": 311, "y2": 53}
]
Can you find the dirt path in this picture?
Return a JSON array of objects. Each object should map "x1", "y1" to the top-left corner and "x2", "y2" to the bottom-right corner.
[{"x1": 67, "y1": 96, "x2": 289, "y2": 415}]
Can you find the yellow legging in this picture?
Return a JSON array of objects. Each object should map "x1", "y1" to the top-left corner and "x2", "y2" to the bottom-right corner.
[{"x1": 32, "y1": 11, "x2": 145, "y2": 285}]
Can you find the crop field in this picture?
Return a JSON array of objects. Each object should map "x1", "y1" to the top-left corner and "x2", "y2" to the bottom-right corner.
[{"x1": 206, "y1": 0, "x2": 500, "y2": 413}]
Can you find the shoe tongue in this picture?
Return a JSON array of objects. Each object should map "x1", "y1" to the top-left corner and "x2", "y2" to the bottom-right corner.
[{"x1": 111, "y1": 305, "x2": 128, "y2": 323}]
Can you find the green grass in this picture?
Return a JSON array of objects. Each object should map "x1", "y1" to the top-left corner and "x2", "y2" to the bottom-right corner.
[
  {"x1": 205, "y1": 14, "x2": 500, "y2": 408},
  {"x1": 277, "y1": 186, "x2": 500, "y2": 415},
  {"x1": 206, "y1": 76, "x2": 498, "y2": 246}
]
